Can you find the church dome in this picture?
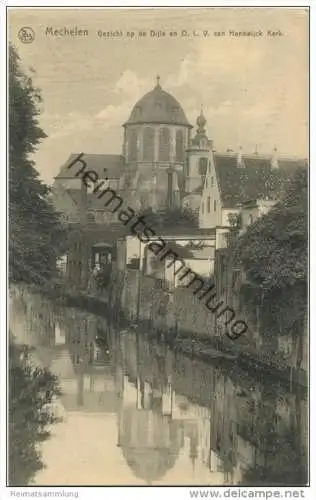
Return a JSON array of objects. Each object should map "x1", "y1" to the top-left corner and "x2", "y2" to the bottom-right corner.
[
  {"x1": 124, "y1": 77, "x2": 191, "y2": 128},
  {"x1": 122, "y1": 447, "x2": 179, "y2": 484}
]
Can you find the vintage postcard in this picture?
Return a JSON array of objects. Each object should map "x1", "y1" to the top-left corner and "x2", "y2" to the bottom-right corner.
[{"x1": 7, "y1": 6, "x2": 309, "y2": 490}]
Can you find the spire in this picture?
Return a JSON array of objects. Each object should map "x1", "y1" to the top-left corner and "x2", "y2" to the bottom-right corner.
[
  {"x1": 271, "y1": 147, "x2": 279, "y2": 169},
  {"x1": 156, "y1": 74, "x2": 161, "y2": 88},
  {"x1": 196, "y1": 106, "x2": 206, "y2": 134}
]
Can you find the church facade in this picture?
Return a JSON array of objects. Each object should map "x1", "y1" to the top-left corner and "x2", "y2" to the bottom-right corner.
[
  {"x1": 54, "y1": 76, "x2": 212, "y2": 223},
  {"x1": 54, "y1": 76, "x2": 307, "y2": 233}
]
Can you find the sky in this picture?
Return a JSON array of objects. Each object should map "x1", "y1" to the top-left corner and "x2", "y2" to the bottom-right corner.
[{"x1": 9, "y1": 7, "x2": 309, "y2": 184}]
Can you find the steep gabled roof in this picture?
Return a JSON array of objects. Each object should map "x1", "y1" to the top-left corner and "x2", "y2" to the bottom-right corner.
[
  {"x1": 66, "y1": 188, "x2": 120, "y2": 211},
  {"x1": 56, "y1": 153, "x2": 125, "y2": 180},
  {"x1": 213, "y1": 153, "x2": 307, "y2": 208},
  {"x1": 66, "y1": 189, "x2": 93, "y2": 208}
]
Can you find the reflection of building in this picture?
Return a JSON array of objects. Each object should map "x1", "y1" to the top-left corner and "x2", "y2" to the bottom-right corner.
[
  {"x1": 117, "y1": 375, "x2": 182, "y2": 484},
  {"x1": 54, "y1": 313, "x2": 120, "y2": 413},
  {"x1": 23, "y1": 303, "x2": 120, "y2": 415},
  {"x1": 10, "y1": 288, "x2": 308, "y2": 486},
  {"x1": 117, "y1": 330, "x2": 233, "y2": 483},
  {"x1": 209, "y1": 374, "x2": 238, "y2": 483},
  {"x1": 116, "y1": 330, "x2": 218, "y2": 484}
]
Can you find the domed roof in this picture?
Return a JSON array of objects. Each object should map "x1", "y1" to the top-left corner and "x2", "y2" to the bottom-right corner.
[
  {"x1": 124, "y1": 77, "x2": 191, "y2": 128},
  {"x1": 122, "y1": 447, "x2": 179, "y2": 484},
  {"x1": 118, "y1": 405, "x2": 181, "y2": 483}
]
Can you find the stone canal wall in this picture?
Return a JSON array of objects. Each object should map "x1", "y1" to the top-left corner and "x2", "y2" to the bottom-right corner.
[
  {"x1": 109, "y1": 269, "x2": 308, "y2": 388},
  {"x1": 111, "y1": 268, "x2": 215, "y2": 337},
  {"x1": 173, "y1": 287, "x2": 217, "y2": 338}
]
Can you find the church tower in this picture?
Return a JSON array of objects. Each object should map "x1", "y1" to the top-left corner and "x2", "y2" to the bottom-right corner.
[
  {"x1": 184, "y1": 109, "x2": 213, "y2": 194},
  {"x1": 120, "y1": 76, "x2": 193, "y2": 213}
]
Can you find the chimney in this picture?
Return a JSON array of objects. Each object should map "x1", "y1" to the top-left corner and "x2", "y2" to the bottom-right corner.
[
  {"x1": 271, "y1": 147, "x2": 279, "y2": 169},
  {"x1": 237, "y1": 146, "x2": 244, "y2": 168}
]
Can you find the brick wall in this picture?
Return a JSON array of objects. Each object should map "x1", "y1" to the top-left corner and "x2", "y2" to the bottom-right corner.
[
  {"x1": 174, "y1": 287, "x2": 216, "y2": 338},
  {"x1": 110, "y1": 266, "x2": 308, "y2": 382}
]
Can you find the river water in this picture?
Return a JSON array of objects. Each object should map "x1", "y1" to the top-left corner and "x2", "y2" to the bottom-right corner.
[{"x1": 9, "y1": 286, "x2": 308, "y2": 486}]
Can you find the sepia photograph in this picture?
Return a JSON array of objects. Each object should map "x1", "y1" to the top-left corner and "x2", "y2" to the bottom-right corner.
[{"x1": 7, "y1": 6, "x2": 309, "y2": 489}]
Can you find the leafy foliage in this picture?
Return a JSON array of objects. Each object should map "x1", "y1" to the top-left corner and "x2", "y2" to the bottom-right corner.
[
  {"x1": 240, "y1": 432, "x2": 307, "y2": 486},
  {"x1": 233, "y1": 168, "x2": 308, "y2": 339},
  {"x1": 9, "y1": 44, "x2": 65, "y2": 284},
  {"x1": 8, "y1": 342, "x2": 61, "y2": 485},
  {"x1": 233, "y1": 168, "x2": 307, "y2": 289}
]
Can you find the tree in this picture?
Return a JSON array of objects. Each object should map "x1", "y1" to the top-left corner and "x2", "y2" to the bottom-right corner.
[
  {"x1": 233, "y1": 168, "x2": 307, "y2": 355},
  {"x1": 8, "y1": 46, "x2": 64, "y2": 487},
  {"x1": 240, "y1": 434, "x2": 307, "y2": 486},
  {"x1": 9, "y1": 44, "x2": 65, "y2": 284},
  {"x1": 8, "y1": 341, "x2": 61, "y2": 485}
]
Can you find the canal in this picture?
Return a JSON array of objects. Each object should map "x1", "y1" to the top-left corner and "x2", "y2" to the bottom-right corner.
[{"x1": 9, "y1": 286, "x2": 308, "y2": 486}]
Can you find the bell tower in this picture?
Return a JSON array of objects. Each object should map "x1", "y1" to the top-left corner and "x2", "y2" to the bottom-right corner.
[{"x1": 185, "y1": 108, "x2": 212, "y2": 194}]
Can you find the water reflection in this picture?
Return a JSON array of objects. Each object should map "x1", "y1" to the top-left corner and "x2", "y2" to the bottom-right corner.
[{"x1": 9, "y1": 286, "x2": 308, "y2": 486}]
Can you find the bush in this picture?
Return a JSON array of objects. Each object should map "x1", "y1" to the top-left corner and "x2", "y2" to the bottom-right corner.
[{"x1": 8, "y1": 342, "x2": 61, "y2": 485}]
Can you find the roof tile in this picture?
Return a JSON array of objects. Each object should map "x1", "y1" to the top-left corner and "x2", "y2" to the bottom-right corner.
[
  {"x1": 214, "y1": 153, "x2": 307, "y2": 208},
  {"x1": 56, "y1": 153, "x2": 125, "y2": 180}
]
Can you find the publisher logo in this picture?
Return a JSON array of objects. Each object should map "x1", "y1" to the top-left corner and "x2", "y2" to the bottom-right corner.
[{"x1": 18, "y1": 27, "x2": 35, "y2": 44}]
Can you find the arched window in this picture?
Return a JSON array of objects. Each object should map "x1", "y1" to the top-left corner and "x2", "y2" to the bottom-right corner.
[
  {"x1": 143, "y1": 127, "x2": 155, "y2": 161},
  {"x1": 207, "y1": 196, "x2": 211, "y2": 213},
  {"x1": 211, "y1": 176, "x2": 214, "y2": 187},
  {"x1": 214, "y1": 200, "x2": 217, "y2": 212},
  {"x1": 159, "y1": 127, "x2": 170, "y2": 161},
  {"x1": 186, "y1": 162, "x2": 190, "y2": 177},
  {"x1": 199, "y1": 157, "x2": 208, "y2": 177},
  {"x1": 167, "y1": 171, "x2": 173, "y2": 208},
  {"x1": 249, "y1": 214, "x2": 253, "y2": 225},
  {"x1": 128, "y1": 128, "x2": 138, "y2": 162},
  {"x1": 175, "y1": 130, "x2": 184, "y2": 162}
]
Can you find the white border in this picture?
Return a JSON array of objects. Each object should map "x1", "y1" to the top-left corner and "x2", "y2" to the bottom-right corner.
[{"x1": 1, "y1": 2, "x2": 314, "y2": 499}]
